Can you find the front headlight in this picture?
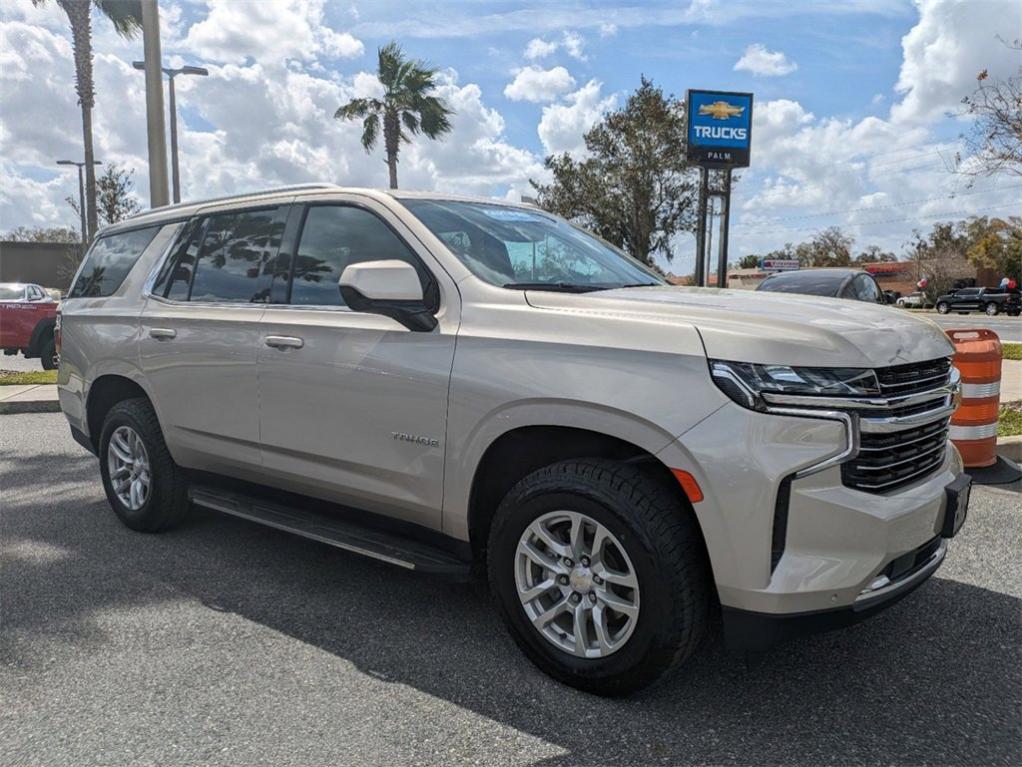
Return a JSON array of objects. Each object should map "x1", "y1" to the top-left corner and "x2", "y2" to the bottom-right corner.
[{"x1": 709, "y1": 359, "x2": 879, "y2": 411}]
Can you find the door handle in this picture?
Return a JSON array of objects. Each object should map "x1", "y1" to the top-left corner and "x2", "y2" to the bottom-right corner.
[
  {"x1": 264, "y1": 335, "x2": 304, "y2": 350},
  {"x1": 148, "y1": 328, "x2": 176, "y2": 340}
]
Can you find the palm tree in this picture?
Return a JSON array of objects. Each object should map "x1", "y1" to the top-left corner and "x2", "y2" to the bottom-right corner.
[
  {"x1": 34, "y1": 1, "x2": 142, "y2": 242},
  {"x1": 335, "y1": 41, "x2": 453, "y2": 189}
]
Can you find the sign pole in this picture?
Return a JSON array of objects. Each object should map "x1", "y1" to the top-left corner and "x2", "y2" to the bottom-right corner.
[
  {"x1": 695, "y1": 167, "x2": 708, "y2": 287},
  {"x1": 717, "y1": 168, "x2": 732, "y2": 289}
]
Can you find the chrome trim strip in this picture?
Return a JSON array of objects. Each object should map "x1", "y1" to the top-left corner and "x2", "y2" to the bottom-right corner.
[
  {"x1": 761, "y1": 367, "x2": 960, "y2": 411},
  {"x1": 851, "y1": 441, "x2": 946, "y2": 472},
  {"x1": 846, "y1": 451, "x2": 947, "y2": 490},
  {"x1": 857, "y1": 424, "x2": 948, "y2": 451},
  {"x1": 855, "y1": 540, "x2": 946, "y2": 605},
  {"x1": 765, "y1": 408, "x2": 859, "y2": 479},
  {"x1": 859, "y1": 402, "x2": 958, "y2": 433}
]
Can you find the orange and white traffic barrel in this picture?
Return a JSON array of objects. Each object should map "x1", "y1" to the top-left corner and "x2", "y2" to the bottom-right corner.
[{"x1": 947, "y1": 329, "x2": 1002, "y2": 468}]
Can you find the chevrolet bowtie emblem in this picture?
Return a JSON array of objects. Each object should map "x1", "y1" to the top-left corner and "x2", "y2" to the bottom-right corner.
[{"x1": 698, "y1": 101, "x2": 744, "y2": 120}]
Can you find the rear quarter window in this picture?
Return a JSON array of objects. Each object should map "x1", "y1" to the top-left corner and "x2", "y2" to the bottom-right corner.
[{"x1": 68, "y1": 226, "x2": 161, "y2": 298}]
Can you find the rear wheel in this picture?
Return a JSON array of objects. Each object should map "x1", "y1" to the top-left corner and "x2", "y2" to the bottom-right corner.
[
  {"x1": 984, "y1": 302, "x2": 1000, "y2": 316},
  {"x1": 39, "y1": 336, "x2": 58, "y2": 370},
  {"x1": 99, "y1": 397, "x2": 189, "y2": 532},
  {"x1": 487, "y1": 460, "x2": 710, "y2": 696},
  {"x1": 936, "y1": 302, "x2": 950, "y2": 314}
]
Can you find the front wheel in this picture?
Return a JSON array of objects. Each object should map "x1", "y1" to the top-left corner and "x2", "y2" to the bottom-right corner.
[
  {"x1": 984, "y1": 302, "x2": 1000, "y2": 316},
  {"x1": 487, "y1": 460, "x2": 710, "y2": 696},
  {"x1": 936, "y1": 302, "x2": 950, "y2": 314}
]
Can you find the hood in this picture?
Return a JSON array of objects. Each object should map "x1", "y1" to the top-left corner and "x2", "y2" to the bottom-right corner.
[{"x1": 525, "y1": 286, "x2": 954, "y2": 369}]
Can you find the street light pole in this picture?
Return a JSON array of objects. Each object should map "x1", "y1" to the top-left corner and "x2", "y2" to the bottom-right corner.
[
  {"x1": 133, "y1": 62, "x2": 208, "y2": 203},
  {"x1": 140, "y1": 0, "x2": 169, "y2": 208},
  {"x1": 57, "y1": 160, "x2": 102, "y2": 245}
]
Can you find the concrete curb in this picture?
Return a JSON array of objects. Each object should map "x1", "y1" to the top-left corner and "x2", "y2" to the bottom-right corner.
[
  {"x1": 0, "y1": 399, "x2": 62, "y2": 415},
  {"x1": 997, "y1": 435, "x2": 1022, "y2": 463}
]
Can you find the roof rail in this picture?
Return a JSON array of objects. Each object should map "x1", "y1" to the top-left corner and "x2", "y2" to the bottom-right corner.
[{"x1": 126, "y1": 183, "x2": 341, "y2": 220}]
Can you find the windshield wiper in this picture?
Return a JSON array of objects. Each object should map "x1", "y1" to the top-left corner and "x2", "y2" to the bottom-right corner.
[
  {"x1": 619, "y1": 282, "x2": 661, "y2": 288},
  {"x1": 502, "y1": 281, "x2": 607, "y2": 293}
]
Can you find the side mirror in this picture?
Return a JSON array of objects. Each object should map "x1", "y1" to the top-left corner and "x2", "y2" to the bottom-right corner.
[{"x1": 339, "y1": 260, "x2": 437, "y2": 332}]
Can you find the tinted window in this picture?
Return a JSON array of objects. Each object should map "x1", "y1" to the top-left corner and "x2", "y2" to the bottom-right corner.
[
  {"x1": 176, "y1": 208, "x2": 285, "y2": 303},
  {"x1": 289, "y1": 205, "x2": 425, "y2": 307},
  {"x1": 757, "y1": 271, "x2": 849, "y2": 297},
  {"x1": 157, "y1": 218, "x2": 206, "y2": 300},
  {"x1": 68, "y1": 226, "x2": 160, "y2": 298}
]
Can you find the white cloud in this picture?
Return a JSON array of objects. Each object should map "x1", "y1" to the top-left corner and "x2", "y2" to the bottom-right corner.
[
  {"x1": 0, "y1": 13, "x2": 546, "y2": 234},
  {"x1": 561, "y1": 31, "x2": 587, "y2": 61},
  {"x1": 733, "y1": 43, "x2": 798, "y2": 76},
  {"x1": 891, "y1": 0, "x2": 1019, "y2": 124},
  {"x1": 599, "y1": 22, "x2": 619, "y2": 37},
  {"x1": 537, "y1": 80, "x2": 616, "y2": 157},
  {"x1": 522, "y1": 31, "x2": 587, "y2": 62},
  {"x1": 504, "y1": 65, "x2": 576, "y2": 103},
  {"x1": 183, "y1": 0, "x2": 363, "y2": 65},
  {"x1": 524, "y1": 37, "x2": 557, "y2": 60}
]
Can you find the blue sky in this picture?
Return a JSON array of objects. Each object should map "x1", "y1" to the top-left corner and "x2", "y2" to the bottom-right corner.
[{"x1": 1, "y1": 0, "x2": 1019, "y2": 274}]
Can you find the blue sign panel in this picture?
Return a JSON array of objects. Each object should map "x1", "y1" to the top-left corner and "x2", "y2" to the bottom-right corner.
[{"x1": 686, "y1": 89, "x2": 753, "y2": 168}]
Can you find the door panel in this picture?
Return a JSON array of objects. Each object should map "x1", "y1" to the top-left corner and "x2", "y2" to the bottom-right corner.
[
  {"x1": 257, "y1": 308, "x2": 455, "y2": 528},
  {"x1": 140, "y1": 301, "x2": 266, "y2": 476}
]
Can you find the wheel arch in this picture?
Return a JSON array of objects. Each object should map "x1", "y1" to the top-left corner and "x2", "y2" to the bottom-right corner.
[
  {"x1": 25, "y1": 316, "x2": 55, "y2": 357},
  {"x1": 85, "y1": 374, "x2": 156, "y2": 452},
  {"x1": 463, "y1": 423, "x2": 702, "y2": 563}
]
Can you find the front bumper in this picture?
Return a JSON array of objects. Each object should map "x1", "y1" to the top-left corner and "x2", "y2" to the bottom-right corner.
[
  {"x1": 658, "y1": 402, "x2": 965, "y2": 631},
  {"x1": 721, "y1": 536, "x2": 947, "y2": 651}
]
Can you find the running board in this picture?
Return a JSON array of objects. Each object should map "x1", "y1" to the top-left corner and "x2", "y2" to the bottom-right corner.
[{"x1": 188, "y1": 487, "x2": 472, "y2": 579}]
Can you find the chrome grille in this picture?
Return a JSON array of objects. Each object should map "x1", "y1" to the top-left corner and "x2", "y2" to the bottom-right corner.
[
  {"x1": 842, "y1": 418, "x2": 950, "y2": 492},
  {"x1": 875, "y1": 357, "x2": 952, "y2": 397},
  {"x1": 842, "y1": 358, "x2": 955, "y2": 494}
]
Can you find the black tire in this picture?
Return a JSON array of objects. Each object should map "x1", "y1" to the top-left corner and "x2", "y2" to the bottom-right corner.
[
  {"x1": 936, "y1": 302, "x2": 950, "y2": 314},
  {"x1": 487, "y1": 460, "x2": 710, "y2": 696},
  {"x1": 98, "y1": 397, "x2": 189, "y2": 532},
  {"x1": 984, "y1": 302, "x2": 999, "y2": 316},
  {"x1": 39, "y1": 337, "x2": 58, "y2": 370}
]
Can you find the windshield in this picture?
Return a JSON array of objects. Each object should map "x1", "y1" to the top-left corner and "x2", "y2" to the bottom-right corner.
[
  {"x1": 0, "y1": 285, "x2": 24, "y2": 300},
  {"x1": 400, "y1": 199, "x2": 663, "y2": 291}
]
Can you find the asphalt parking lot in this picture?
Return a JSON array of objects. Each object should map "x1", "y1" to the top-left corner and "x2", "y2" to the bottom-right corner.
[{"x1": 1, "y1": 413, "x2": 1020, "y2": 767}]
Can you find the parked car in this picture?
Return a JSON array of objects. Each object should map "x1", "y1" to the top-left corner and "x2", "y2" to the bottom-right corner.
[
  {"x1": 58, "y1": 185, "x2": 970, "y2": 696},
  {"x1": 934, "y1": 286, "x2": 1021, "y2": 316},
  {"x1": 0, "y1": 282, "x2": 60, "y2": 369},
  {"x1": 755, "y1": 268, "x2": 886, "y2": 303},
  {"x1": 897, "y1": 291, "x2": 932, "y2": 309}
]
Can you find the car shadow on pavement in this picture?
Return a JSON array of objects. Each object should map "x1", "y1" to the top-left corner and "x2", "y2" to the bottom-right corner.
[{"x1": 2, "y1": 447, "x2": 1020, "y2": 766}]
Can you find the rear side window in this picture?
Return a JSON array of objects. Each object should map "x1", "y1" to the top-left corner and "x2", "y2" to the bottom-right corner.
[
  {"x1": 288, "y1": 205, "x2": 426, "y2": 307},
  {"x1": 157, "y1": 207, "x2": 286, "y2": 303},
  {"x1": 68, "y1": 226, "x2": 160, "y2": 298}
]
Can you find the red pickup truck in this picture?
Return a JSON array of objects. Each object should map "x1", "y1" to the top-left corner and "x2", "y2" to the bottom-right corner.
[{"x1": 0, "y1": 282, "x2": 60, "y2": 369}]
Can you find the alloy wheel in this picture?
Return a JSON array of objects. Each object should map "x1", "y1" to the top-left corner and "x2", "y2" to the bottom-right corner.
[
  {"x1": 107, "y1": 425, "x2": 151, "y2": 510},
  {"x1": 515, "y1": 510, "x2": 640, "y2": 658}
]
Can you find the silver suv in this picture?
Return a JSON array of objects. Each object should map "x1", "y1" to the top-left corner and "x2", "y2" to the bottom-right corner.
[{"x1": 58, "y1": 184, "x2": 970, "y2": 695}]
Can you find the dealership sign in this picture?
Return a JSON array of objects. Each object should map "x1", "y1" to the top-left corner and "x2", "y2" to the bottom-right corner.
[
  {"x1": 686, "y1": 90, "x2": 753, "y2": 168},
  {"x1": 760, "y1": 258, "x2": 800, "y2": 272}
]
